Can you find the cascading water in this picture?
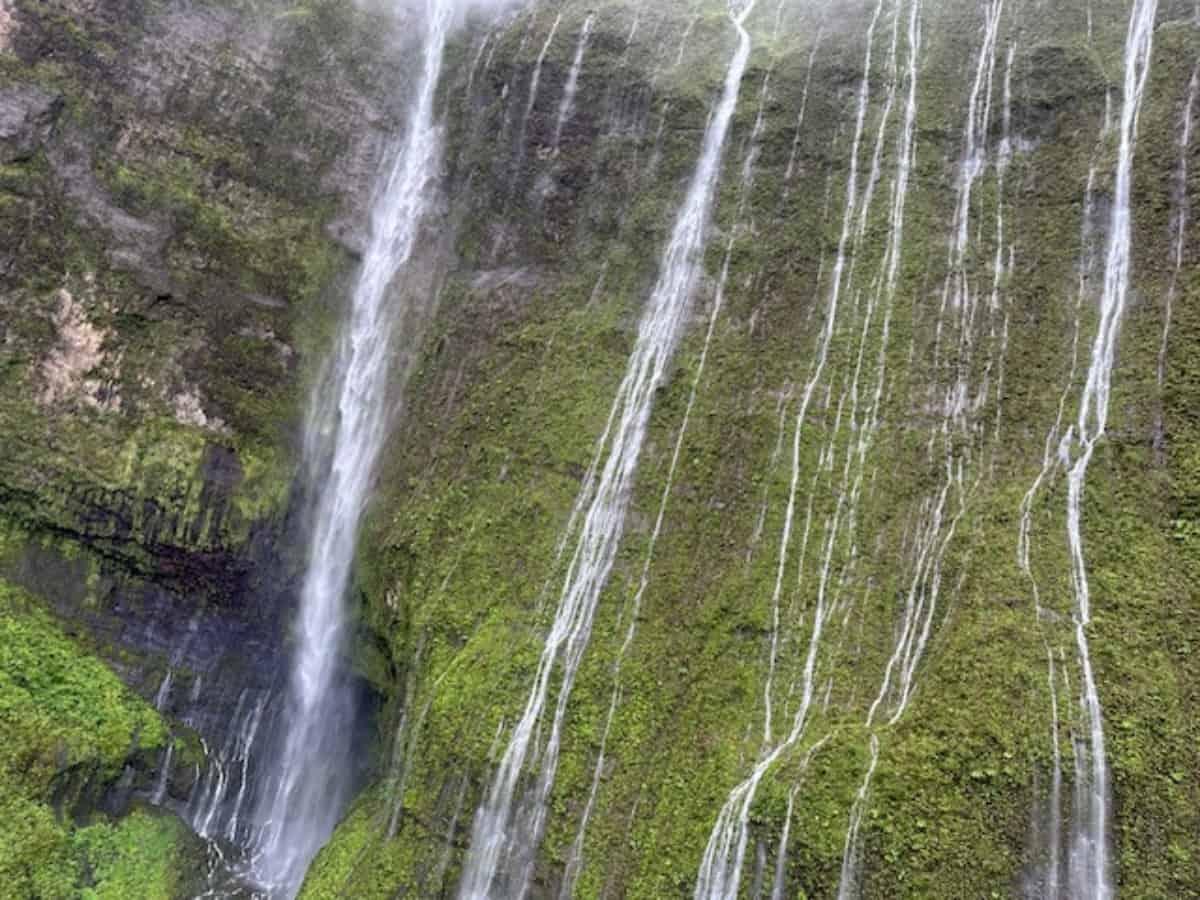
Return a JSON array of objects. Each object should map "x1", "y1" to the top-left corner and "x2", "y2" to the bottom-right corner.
[
  {"x1": 551, "y1": 12, "x2": 595, "y2": 152},
  {"x1": 783, "y1": 27, "x2": 822, "y2": 188},
  {"x1": 458, "y1": 3, "x2": 759, "y2": 896},
  {"x1": 508, "y1": 8, "x2": 561, "y2": 188},
  {"x1": 730, "y1": 3, "x2": 924, "y2": 895},
  {"x1": 872, "y1": 0, "x2": 1004, "y2": 732},
  {"x1": 1062, "y1": 1, "x2": 1157, "y2": 895},
  {"x1": 1018, "y1": 118, "x2": 1105, "y2": 900},
  {"x1": 560, "y1": 52, "x2": 776, "y2": 900},
  {"x1": 248, "y1": 2, "x2": 457, "y2": 895},
  {"x1": 833, "y1": 9, "x2": 1020, "y2": 896},
  {"x1": 192, "y1": 690, "x2": 268, "y2": 844},
  {"x1": 1156, "y1": 60, "x2": 1199, "y2": 456},
  {"x1": 694, "y1": 4, "x2": 895, "y2": 894}
]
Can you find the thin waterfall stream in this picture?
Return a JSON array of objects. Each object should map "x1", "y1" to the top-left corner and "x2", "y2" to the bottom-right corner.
[
  {"x1": 458, "y1": 2, "x2": 759, "y2": 896},
  {"x1": 1062, "y1": 1, "x2": 1157, "y2": 895},
  {"x1": 694, "y1": 3, "x2": 891, "y2": 894}
]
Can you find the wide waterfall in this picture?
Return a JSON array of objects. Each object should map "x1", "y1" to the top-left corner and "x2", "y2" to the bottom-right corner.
[
  {"x1": 248, "y1": 2, "x2": 456, "y2": 895},
  {"x1": 457, "y1": 2, "x2": 759, "y2": 897}
]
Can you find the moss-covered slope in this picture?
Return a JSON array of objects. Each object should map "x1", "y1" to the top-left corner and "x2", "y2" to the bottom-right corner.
[
  {"x1": 0, "y1": 578, "x2": 203, "y2": 899},
  {"x1": 2, "y1": 0, "x2": 1199, "y2": 898},
  {"x1": 306, "y1": 1, "x2": 1200, "y2": 898}
]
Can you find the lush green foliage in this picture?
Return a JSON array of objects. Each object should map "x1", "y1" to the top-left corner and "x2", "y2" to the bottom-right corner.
[{"x1": 0, "y1": 581, "x2": 194, "y2": 899}]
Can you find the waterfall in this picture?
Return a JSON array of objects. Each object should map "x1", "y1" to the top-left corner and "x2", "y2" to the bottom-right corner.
[
  {"x1": 510, "y1": 8, "x2": 562, "y2": 186},
  {"x1": 783, "y1": 27, "x2": 822, "y2": 187},
  {"x1": 458, "y1": 3, "x2": 758, "y2": 897},
  {"x1": 695, "y1": 1, "x2": 930, "y2": 894},
  {"x1": 153, "y1": 667, "x2": 174, "y2": 711},
  {"x1": 693, "y1": 3, "x2": 887, "y2": 893},
  {"x1": 1063, "y1": 1, "x2": 1157, "y2": 896},
  {"x1": 836, "y1": 735, "x2": 880, "y2": 900},
  {"x1": 1156, "y1": 60, "x2": 1199, "y2": 456},
  {"x1": 525, "y1": 10, "x2": 563, "y2": 129},
  {"x1": 551, "y1": 13, "x2": 595, "y2": 152},
  {"x1": 674, "y1": 15, "x2": 699, "y2": 68},
  {"x1": 248, "y1": 2, "x2": 456, "y2": 895},
  {"x1": 152, "y1": 741, "x2": 175, "y2": 806},
  {"x1": 1019, "y1": 140, "x2": 1101, "y2": 900},
  {"x1": 190, "y1": 690, "x2": 268, "y2": 845},
  {"x1": 560, "y1": 52, "x2": 776, "y2": 900}
]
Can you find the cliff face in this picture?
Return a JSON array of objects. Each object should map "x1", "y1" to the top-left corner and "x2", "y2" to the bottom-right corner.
[
  {"x1": 0, "y1": 0, "x2": 404, "y2": 890},
  {"x1": 2, "y1": 0, "x2": 1199, "y2": 898}
]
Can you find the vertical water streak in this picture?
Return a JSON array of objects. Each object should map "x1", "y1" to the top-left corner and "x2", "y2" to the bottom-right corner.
[
  {"x1": 459, "y1": 4, "x2": 759, "y2": 896},
  {"x1": 465, "y1": 32, "x2": 492, "y2": 97},
  {"x1": 695, "y1": 6, "x2": 902, "y2": 894},
  {"x1": 622, "y1": 9, "x2": 640, "y2": 62},
  {"x1": 935, "y1": 0, "x2": 1002, "y2": 425},
  {"x1": 768, "y1": 787, "x2": 798, "y2": 900},
  {"x1": 748, "y1": 388, "x2": 796, "y2": 563},
  {"x1": 511, "y1": 9, "x2": 562, "y2": 183},
  {"x1": 988, "y1": 42, "x2": 1016, "y2": 460},
  {"x1": 758, "y1": 0, "x2": 883, "y2": 752},
  {"x1": 250, "y1": 2, "x2": 456, "y2": 895},
  {"x1": 527, "y1": 11, "x2": 563, "y2": 121},
  {"x1": 762, "y1": 734, "x2": 830, "y2": 900},
  {"x1": 836, "y1": 735, "x2": 880, "y2": 900},
  {"x1": 926, "y1": 0, "x2": 1001, "y2": 457},
  {"x1": 552, "y1": 13, "x2": 596, "y2": 152},
  {"x1": 190, "y1": 690, "x2": 268, "y2": 845},
  {"x1": 498, "y1": 8, "x2": 537, "y2": 137},
  {"x1": 560, "y1": 59, "x2": 775, "y2": 900},
  {"x1": 154, "y1": 669, "x2": 174, "y2": 712},
  {"x1": 152, "y1": 741, "x2": 175, "y2": 806},
  {"x1": 877, "y1": 0, "x2": 1002, "y2": 731},
  {"x1": 1018, "y1": 154, "x2": 1098, "y2": 900},
  {"x1": 838, "y1": 0, "x2": 919, "y2": 682},
  {"x1": 675, "y1": 15, "x2": 699, "y2": 67},
  {"x1": 783, "y1": 28, "x2": 823, "y2": 187},
  {"x1": 1155, "y1": 60, "x2": 1199, "y2": 458},
  {"x1": 843, "y1": 3, "x2": 1043, "y2": 893},
  {"x1": 1063, "y1": 1, "x2": 1157, "y2": 895},
  {"x1": 1045, "y1": 649, "x2": 1065, "y2": 899}
]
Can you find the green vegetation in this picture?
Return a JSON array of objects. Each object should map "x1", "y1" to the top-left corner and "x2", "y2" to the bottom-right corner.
[
  {"x1": 0, "y1": 581, "x2": 165, "y2": 771},
  {"x1": 314, "y1": 1, "x2": 1200, "y2": 897},
  {"x1": 0, "y1": 580, "x2": 197, "y2": 899},
  {"x1": 1, "y1": 0, "x2": 1199, "y2": 897}
]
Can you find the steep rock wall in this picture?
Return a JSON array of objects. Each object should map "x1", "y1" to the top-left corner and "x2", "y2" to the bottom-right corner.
[
  {"x1": 1, "y1": 0, "x2": 1199, "y2": 899},
  {"x1": 0, "y1": 0, "x2": 417, "y2": 892},
  {"x1": 308, "y1": 1, "x2": 1200, "y2": 898}
]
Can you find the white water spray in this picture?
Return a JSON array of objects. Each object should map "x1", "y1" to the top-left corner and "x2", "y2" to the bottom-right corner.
[{"x1": 250, "y1": 2, "x2": 456, "y2": 894}]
